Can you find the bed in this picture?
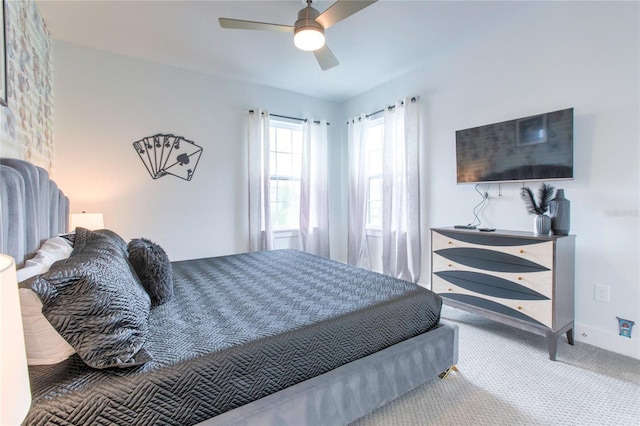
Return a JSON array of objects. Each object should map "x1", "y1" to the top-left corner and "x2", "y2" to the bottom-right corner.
[{"x1": 0, "y1": 158, "x2": 458, "y2": 426}]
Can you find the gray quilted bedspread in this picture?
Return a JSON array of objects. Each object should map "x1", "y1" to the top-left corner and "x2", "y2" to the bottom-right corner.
[{"x1": 26, "y1": 249, "x2": 442, "y2": 425}]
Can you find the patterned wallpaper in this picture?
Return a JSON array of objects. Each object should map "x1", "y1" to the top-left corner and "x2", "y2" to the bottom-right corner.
[{"x1": 0, "y1": 0, "x2": 53, "y2": 171}]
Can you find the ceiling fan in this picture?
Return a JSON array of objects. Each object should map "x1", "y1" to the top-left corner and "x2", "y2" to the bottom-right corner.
[{"x1": 219, "y1": 0, "x2": 378, "y2": 71}]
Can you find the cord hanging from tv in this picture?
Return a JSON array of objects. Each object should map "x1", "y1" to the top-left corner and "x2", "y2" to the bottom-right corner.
[
  {"x1": 455, "y1": 108, "x2": 574, "y2": 184},
  {"x1": 454, "y1": 183, "x2": 491, "y2": 230}
]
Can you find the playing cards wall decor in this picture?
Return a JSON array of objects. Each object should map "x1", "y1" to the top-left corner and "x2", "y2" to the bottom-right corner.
[{"x1": 133, "y1": 134, "x2": 203, "y2": 181}]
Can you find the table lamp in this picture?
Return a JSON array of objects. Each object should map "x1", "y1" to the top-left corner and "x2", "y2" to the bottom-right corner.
[
  {"x1": 0, "y1": 254, "x2": 32, "y2": 424},
  {"x1": 70, "y1": 211, "x2": 105, "y2": 231}
]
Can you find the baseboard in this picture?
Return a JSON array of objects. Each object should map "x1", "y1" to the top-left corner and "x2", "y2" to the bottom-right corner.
[{"x1": 574, "y1": 322, "x2": 640, "y2": 359}]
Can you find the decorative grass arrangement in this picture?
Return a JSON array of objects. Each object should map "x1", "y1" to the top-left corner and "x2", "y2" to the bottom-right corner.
[{"x1": 520, "y1": 183, "x2": 555, "y2": 215}]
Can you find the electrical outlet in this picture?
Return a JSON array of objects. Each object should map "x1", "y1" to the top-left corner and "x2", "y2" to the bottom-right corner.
[{"x1": 594, "y1": 283, "x2": 610, "y2": 302}]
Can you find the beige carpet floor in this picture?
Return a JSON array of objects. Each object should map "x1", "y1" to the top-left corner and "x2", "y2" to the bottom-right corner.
[{"x1": 352, "y1": 305, "x2": 640, "y2": 426}]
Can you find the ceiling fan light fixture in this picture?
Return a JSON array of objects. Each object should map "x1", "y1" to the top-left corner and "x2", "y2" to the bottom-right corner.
[
  {"x1": 294, "y1": 2, "x2": 325, "y2": 51},
  {"x1": 294, "y1": 26, "x2": 325, "y2": 51},
  {"x1": 218, "y1": 0, "x2": 378, "y2": 69}
]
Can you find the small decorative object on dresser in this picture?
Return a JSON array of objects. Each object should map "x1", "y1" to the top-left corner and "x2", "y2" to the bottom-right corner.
[
  {"x1": 533, "y1": 214, "x2": 551, "y2": 235},
  {"x1": 549, "y1": 189, "x2": 570, "y2": 235},
  {"x1": 520, "y1": 183, "x2": 555, "y2": 234},
  {"x1": 431, "y1": 227, "x2": 576, "y2": 360}
]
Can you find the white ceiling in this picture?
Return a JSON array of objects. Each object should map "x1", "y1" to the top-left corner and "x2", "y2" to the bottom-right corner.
[{"x1": 36, "y1": 0, "x2": 535, "y2": 103}]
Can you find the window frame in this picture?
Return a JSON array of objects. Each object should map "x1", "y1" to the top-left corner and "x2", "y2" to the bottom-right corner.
[
  {"x1": 269, "y1": 119, "x2": 304, "y2": 233},
  {"x1": 365, "y1": 117, "x2": 384, "y2": 232}
]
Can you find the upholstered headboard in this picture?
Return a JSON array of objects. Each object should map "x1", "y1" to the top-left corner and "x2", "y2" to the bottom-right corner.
[{"x1": 0, "y1": 159, "x2": 69, "y2": 267}]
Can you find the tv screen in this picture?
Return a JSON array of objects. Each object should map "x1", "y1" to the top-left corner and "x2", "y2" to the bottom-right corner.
[{"x1": 456, "y1": 108, "x2": 574, "y2": 184}]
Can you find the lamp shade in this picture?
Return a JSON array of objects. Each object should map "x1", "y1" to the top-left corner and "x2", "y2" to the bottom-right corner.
[
  {"x1": 71, "y1": 212, "x2": 105, "y2": 231},
  {"x1": 293, "y1": 27, "x2": 325, "y2": 51},
  {"x1": 0, "y1": 254, "x2": 32, "y2": 425}
]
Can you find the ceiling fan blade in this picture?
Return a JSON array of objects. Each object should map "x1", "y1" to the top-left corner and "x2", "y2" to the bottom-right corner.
[
  {"x1": 219, "y1": 17, "x2": 293, "y2": 33},
  {"x1": 315, "y1": 0, "x2": 378, "y2": 30},
  {"x1": 314, "y1": 44, "x2": 339, "y2": 71}
]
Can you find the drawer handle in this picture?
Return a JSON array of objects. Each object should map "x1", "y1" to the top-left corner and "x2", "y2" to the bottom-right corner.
[
  {"x1": 448, "y1": 264, "x2": 453, "y2": 268},
  {"x1": 448, "y1": 288, "x2": 453, "y2": 292},
  {"x1": 519, "y1": 249, "x2": 525, "y2": 254},
  {"x1": 448, "y1": 241, "x2": 453, "y2": 245},
  {"x1": 517, "y1": 306, "x2": 523, "y2": 310},
  {"x1": 518, "y1": 276, "x2": 523, "y2": 281}
]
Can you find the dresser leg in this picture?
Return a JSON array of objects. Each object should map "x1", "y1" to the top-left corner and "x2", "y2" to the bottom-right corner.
[
  {"x1": 546, "y1": 333, "x2": 558, "y2": 361},
  {"x1": 566, "y1": 328, "x2": 574, "y2": 345}
]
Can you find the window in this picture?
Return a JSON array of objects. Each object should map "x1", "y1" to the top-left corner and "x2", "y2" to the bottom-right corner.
[
  {"x1": 270, "y1": 120, "x2": 303, "y2": 230},
  {"x1": 366, "y1": 118, "x2": 384, "y2": 229}
]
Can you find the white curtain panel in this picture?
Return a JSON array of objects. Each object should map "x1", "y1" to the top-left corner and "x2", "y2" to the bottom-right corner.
[
  {"x1": 299, "y1": 120, "x2": 330, "y2": 258},
  {"x1": 347, "y1": 115, "x2": 372, "y2": 269},
  {"x1": 382, "y1": 98, "x2": 421, "y2": 283},
  {"x1": 247, "y1": 110, "x2": 273, "y2": 252}
]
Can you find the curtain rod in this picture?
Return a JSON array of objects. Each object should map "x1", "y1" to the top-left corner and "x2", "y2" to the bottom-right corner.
[
  {"x1": 249, "y1": 110, "x2": 330, "y2": 125},
  {"x1": 364, "y1": 96, "x2": 419, "y2": 119}
]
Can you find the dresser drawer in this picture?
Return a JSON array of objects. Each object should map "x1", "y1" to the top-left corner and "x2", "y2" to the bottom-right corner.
[
  {"x1": 432, "y1": 230, "x2": 554, "y2": 270},
  {"x1": 432, "y1": 253, "x2": 553, "y2": 298},
  {"x1": 433, "y1": 275, "x2": 553, "y2": 328}
]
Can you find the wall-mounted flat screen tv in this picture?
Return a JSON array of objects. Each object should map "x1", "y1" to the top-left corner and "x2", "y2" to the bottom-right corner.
[{"x1": 456, "y1": 108, "x2": 574, "y2": 184}]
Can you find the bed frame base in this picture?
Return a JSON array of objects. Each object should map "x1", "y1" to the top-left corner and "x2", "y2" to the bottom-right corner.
[{"x1": 199, "y1": 321, "x2": 458, "y2": 426}]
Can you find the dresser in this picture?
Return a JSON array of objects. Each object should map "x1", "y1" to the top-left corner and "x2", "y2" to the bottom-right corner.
[{"x1": 431, "y1": 227, "x2": 576, "y2": 360}]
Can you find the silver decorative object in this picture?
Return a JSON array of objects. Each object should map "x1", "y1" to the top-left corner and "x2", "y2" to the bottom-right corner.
[
  {"x1": 534, "y1": 214, "x2": 551, "y2": 235},
  {"x1": 549, "y1": 189, "x2": 570, "y2": 235}
]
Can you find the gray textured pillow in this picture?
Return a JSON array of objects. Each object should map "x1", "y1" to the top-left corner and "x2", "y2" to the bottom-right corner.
[
  {"x1": 128, "y1": 238, "x2": 173, "y2": 307},
  {"x1": 31, "y1": 228, "x2": 152, "y2": 369}
]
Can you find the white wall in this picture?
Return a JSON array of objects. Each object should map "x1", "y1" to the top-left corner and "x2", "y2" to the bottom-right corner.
[
  {"x1": 52, "y1": 42, "x2": 346, "y2": 262},
  {"x1": 342, "y1": 1, "x2": 639, "y2": 358}
]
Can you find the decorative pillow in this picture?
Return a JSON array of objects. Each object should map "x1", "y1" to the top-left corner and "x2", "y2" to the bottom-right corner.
[
  {"x1": 31, "y1": 228, "x2": 152, "y2": 369},
  {"x1": 128, "y1": 238, "x2": 174, "y2": 307},
  {"x1": 17, "y1": 236, "x2": 76, "y2": 365}
]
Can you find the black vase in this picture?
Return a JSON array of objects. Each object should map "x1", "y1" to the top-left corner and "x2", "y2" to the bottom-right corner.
[{"x1": 549, "y1": 189, "x2": 570, "y2": 235}]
